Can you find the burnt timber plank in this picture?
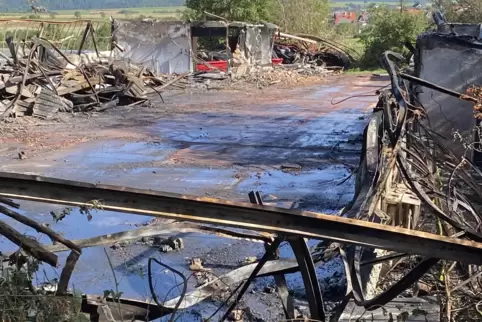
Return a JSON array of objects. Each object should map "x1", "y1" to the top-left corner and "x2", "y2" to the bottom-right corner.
[
  {"x1": 33, "y1": 88, "x2": 73, "y2": 119},
  {"x1": 339, "y1": 297, "x2": 440, "y2": 321},
  {"x1": 6, "y1": 86, "x2": 35, "y2": 98},
  {"x1": 0, "y1": 171, "x2": 481, "y2": 265},
  {"x1": 56, "y1": 78, "x2": 102, "y2": 96}
]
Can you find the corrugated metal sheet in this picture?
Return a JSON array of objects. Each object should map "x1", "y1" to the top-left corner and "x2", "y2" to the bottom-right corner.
[{"x1": 113, "y1": 20, "x2": 192, "y2": 75}]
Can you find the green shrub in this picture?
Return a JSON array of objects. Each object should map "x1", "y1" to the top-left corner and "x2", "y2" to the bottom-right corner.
[
  {"x1": 118, "y1": 9, "x2": 138, "y2": 15},
  {"x1": 359, "y1": 6, "x2": 429, "y2": 68},
  {"x1": 334, "y1": 22, "x2": 359, "y2": 39}
]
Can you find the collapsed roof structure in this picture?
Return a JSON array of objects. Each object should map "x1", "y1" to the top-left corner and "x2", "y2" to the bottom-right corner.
[{"x1": 112, "y1": 19, "x2": 278, "y2": 75}]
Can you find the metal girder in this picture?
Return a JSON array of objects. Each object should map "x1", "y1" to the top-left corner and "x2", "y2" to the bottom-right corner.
[
  {"x1": 1, "y1": 171, "x2": 482, "y2": 264},
  {"x1": 249, "y1": 191, "x2": 295, "y2": 320},
  {"x1": 289, "y1": 237, "x2": 325, "y2": 320}
]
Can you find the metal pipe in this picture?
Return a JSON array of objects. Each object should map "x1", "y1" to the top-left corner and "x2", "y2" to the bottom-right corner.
[{"x1": 399, "y1": 72, "x2": 478, "y2": 103}]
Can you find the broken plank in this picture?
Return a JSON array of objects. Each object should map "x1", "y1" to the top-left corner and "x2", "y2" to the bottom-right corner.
[
  {"x1": 151, "y1": 72, "x2": 189, "y2": 92},
  {"x1": 128, "y1": 83, "x2": 146, "y2": 98},
  {"x1": 339, "y1": 297, "x2": 440, "y2": 321},
  {"x1": 14, "y1": 99, "x2": 34, "y2": 115},
  {"x1": 56, "y1": 78, "x2": 102, "y2": 96},
  {"x1": 164, "y1": 258, "x2": 299, "y2": 309},
  {"x1": 33, "y1": 88, "x2": 73, "y2": 119},
  {"x1": 6, "y1": 86, "x2": 35, "y2": 98},
  {"x1": 5, "y1": 71, "x2": 61, "y2": 86}
]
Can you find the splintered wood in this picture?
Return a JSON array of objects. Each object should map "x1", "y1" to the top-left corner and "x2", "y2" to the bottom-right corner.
[
  {"x1": 340, "y1": 297, "x2": 440, "y2": 321},
  {"x1": 466, "y1": 85, "x2": 482, "y2": 120},
  {"x1": 33, "y1": 88, "x2": 73, "y2": 119},
  {"x1": 0, "y1": 40, "x2": 179, "y2": 121}
]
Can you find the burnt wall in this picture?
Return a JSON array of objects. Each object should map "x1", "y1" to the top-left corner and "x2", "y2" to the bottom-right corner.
[{"x1": 415, "y1": 32, "x2": 482, "y2": 159}]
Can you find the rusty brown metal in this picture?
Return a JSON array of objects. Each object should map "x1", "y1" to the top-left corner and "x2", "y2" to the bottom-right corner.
[{"x1": 0, "y1": 171, "x2": 482, "y2": 265}]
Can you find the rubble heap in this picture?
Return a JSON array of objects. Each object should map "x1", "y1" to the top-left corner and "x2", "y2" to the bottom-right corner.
[{"x1": 0, "y1": 38, "x2": 174, "y2": 120}]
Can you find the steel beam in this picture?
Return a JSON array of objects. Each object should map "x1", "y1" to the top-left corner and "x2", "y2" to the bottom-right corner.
[{"x1": 0, "y1": 171, "x2": 482, "y2": 264}]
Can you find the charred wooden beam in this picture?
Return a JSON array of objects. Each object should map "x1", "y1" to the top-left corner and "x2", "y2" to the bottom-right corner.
[
  {"x1": 0, "y1": 171, "x2": 481, "y2": 265},
  {"x1": 0, "y1": 219, "x2": 58, "y2": 266},
  {"x1": 56, "y1": 250, "x2": 80, "y2": 295},
  {"x1": 0, "y1": 205, "x2": 81, "y2": 253},
  {"x1": 24, "y1": 223, "x2": 270, "y2": 254}
]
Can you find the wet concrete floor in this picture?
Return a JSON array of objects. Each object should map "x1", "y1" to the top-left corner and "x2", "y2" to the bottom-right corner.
[{"x1": 0, "y1": 75, "x2": 387, "y2": 320}]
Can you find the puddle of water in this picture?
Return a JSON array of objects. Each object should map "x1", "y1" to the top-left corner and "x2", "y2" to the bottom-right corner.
[
  {"x1": 154, "y1": 115, "x2": 301, "y2": 147},
  {"x1": 309, "y1": 85, "x2": 345, "y2": 98},
  {"x1": 60, "y1": 141, "x2": 176, "y2": 169},
  {"x1": 0, "y1": 203, "x2": 156, "y2": 298},
  {"x1": 292, "y1": 111, "x2": 367, "y2": 148},
  {"x1": 237, "y1": 165, "x2": 353, "y2": 206},
  {"x1": 0, "y1": 81, "x2": 380, "y2": 307},
  {"x1": 127, "y1": 167, "x2": 239, "y2": 192}
]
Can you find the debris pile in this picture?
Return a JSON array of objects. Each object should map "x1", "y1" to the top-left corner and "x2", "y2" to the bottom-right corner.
[
  {"x1": 0, "y1": 40, "x2": 154, "y2": 120},
  {"x1": 466, "y1": 85, "x2": 482, "y2": 119},
  {"x1": 185, "y1": 64, "x2": 338, "y2": 92},
  {"x1": 273, "y1": 33, "x2": 354, "y2": 69},
  {"x1": 273, "y1": 43, "x2": 350, "y2": 69},
  {"x1": 339, "y1": 50, "x2": 482, "y2": 321},
  {"x1": 230, "y1": 65, "x2": 336, "y2": 89},
  {"x1": 0, "y1": 41, "x2": 339, "y2": 121}
]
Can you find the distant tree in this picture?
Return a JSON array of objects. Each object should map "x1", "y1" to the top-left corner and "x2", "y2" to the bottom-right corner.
[
  {"x1": 74, "y1": 11, "x2": 81, "y2": 19},
  {"x1": 272, "y1": 0, "x2": 331, "y2": 35},
  {"x1": 100, "y1": 11, "x2": 106, "y2": 18},
  {"x1": 184, "y1": 0, "x2": 277, "y2": 22},
  {"x1": 359, "y1": 6, "x2": 429, "y2": 67},
  {"x1": 27, "y1": 0, "x2": 47, "y2": 14},
  {"x1": 432, "y1": 0, "x2": 482, "y2": 23},
  {"x1": 49, "y1": 11, "x2": 58, "y2": 19}
]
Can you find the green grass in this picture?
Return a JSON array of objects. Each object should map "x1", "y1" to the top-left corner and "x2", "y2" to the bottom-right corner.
[
  {"x1": 338, "y1": 37, "x2": 365, "y2": 59},
  {"x1": 345, "y1": 67, "x2": 387, "y2": 74},
  {"x1": 337, "y1": 37, "x2": 387, "y2": 73},
  {"x1": 0, "y1": 6, "x2": 185, "y2": 20}
]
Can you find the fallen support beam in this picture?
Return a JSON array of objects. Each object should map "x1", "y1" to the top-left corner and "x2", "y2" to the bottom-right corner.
[
  {"x1": 278, "y1": 32, "x2": 318, "y2": 44},
  {"x1": 0, "y1": 219, "x2": 58, "y2": 266},
  {"x1": 56, "y1": 250, "x2": 80, "y2": 295},
  {"x1": 30, "y1": 223, "x2": 270, "y2": 254},
  {"x1": 0, "y1": 172, "x2": 482, "y2": 265},
  {"x1": 0, "y1": 205, "x2": 81, "y2": 253}
]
